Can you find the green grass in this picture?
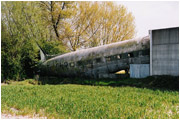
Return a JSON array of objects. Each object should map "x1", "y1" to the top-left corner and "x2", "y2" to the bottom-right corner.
[{"x1": 1, "y1": 83, "x2": 179, "y2": 119}]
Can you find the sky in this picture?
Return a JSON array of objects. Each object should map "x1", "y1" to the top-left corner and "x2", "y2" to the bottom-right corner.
[{"x1": 116, "y1": 1, "x2": 179, "y2": 37}]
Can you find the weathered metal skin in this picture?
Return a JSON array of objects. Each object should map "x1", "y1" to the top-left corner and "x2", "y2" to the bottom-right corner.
[{"x1": 39, "y1": 36, "x2": 150, "y2": 78}]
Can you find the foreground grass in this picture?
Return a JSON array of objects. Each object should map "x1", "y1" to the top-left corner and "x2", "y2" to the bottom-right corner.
[{"x1": 1, "y1": 84, "x2": 179, "y2": 119}]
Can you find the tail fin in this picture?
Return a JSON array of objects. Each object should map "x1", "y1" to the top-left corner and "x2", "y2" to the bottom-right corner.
[
  {"x1": 39, "y1": 47, "x2": 46, "y2": 62},
  {"x1": 35, "y1": 41, "x2": 47, "y2": 62}
]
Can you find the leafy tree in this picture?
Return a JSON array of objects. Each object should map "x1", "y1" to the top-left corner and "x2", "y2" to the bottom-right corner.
[
  {"x1": 38, "y1": 1, "x2": 76, "y2": 54},
  {"x1": 1, "y1": 2, "x2": 39, "y2": 80},
  {"x1": 98, "y1": 2, "x2": 136, "y2": 45},
  {"x1": 62, "y1": 2, "x2": 136, "y2": 50},
  {"x1": 61, "y1": 2, "x2": 101, "y2": 51},
  {"x1": 2, "y1": 2, "x2": 47, "y2": 80},
  {"x1": 1, "y1": 1, "x2": 69, "y2": 81},
  {"x1": 39, "y1": 1, "x2": 76, "y2": 41}
]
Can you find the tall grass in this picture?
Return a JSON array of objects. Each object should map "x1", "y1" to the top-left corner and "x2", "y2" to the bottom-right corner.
[{"x1": 1, "y1": 84, "x2": 179, "y2": 119}]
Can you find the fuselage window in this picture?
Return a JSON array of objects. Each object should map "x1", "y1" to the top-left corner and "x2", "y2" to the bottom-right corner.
[
  {"x1": 64, "y1": 62, "x2": 68, "y2": 67},
  {"x1": 139, "y1": 51, "x2": 143, "y2": 56},
  {"x1": 111, "y1": 55, "x2": 117, "y2": 61},
  {"x1": 121, "y1": 53, "x2": 128, "y2": 59},
  {"x1": 142, "y1": 49, "x2": 150, "y2": 55},
  {"x1": 50, "y1": 61, "x2": 55, "y2": 70},
  {"x1": 105, "y1": 57, "x2": 111, "y2": 62},
  {"x1": 70, "y1": 62, "x2": 75, "y2": 67},
  {"x1": 128, "y1": 53, "x2": 134, "y2": 58},
  {"x1": 96, "y1": 58, "x2": 101, "y2": 63},
  {"x1": 133, "y1": 51, "x2": 139, "y2": 57},
  {"x1": 77, "y1": 61, "x2": 82, "y2": 66},
  {"x1": 85, "y1": 60, "x2": 92, "y2": 68},
  {"x1": 54, "y1": 61, "x2": 58, "y2": 68},
  {"x1": 117, "y1": 55, "x2": 121, "y2": 59},
  {"x1": 87, "y1": 63, "x2": 92, "y2": 68},
  {"x1": 59, "y1": 62, "x2": 63, "y2": 67}
]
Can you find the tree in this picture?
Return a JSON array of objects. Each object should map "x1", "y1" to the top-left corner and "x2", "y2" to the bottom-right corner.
[
  {"x1": 61, "y1": 2, "x2": 101, "y2": 51},
  {"x1": 1, "y1": 1, "x2": 70, "y2": 80},
  {"x1": 39, "y1": 1, "x2": 76, "y2": 41},
  {"x1": 38, "y1": 1, "x2": 77, "y2": 54},
  {"x1": 98, "y1": 2, "x2": 136, "y2": 45},
  {"x1": 62, "y1": 1, "x2": 136, "y2": 51},
  {"x1": 1, "y1": 1, "x2": 48, "y2": 80}
]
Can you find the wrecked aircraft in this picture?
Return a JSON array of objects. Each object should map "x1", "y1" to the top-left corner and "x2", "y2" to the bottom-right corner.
[{"x1": 38, "y1": 36, "x2": 150, "y2": 78}]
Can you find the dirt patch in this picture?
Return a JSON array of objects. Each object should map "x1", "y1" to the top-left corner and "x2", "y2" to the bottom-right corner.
[
  {"x1": 1, "y1": 83, "x2": 8, "y2": 86},
  {"x1": 1, "y1": 107, "x2": 47, "y2": 119},
  {"x1": 1, "y1": 113, "x2": 47, "y2": 119}
]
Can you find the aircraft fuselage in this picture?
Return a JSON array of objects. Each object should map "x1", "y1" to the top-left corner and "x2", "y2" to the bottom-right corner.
[{"x1": 39, "y1": 36, "x2": 150, "y2": 78}]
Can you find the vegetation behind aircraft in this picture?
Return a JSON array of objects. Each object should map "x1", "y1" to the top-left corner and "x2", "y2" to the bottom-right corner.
[{"x1": 1, "y1": 1, "x2": 136, "y2": 81}]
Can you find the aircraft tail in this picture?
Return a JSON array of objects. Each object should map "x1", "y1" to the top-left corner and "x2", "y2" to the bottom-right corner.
[
  {"x1": 39, "y1": 47, "x2": 46, "y2": 62},
  {"x1": 35, "y1": 41, "x2": 47, "y2": 62}
]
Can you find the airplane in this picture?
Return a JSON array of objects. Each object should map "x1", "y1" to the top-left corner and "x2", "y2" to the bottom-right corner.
[{"x1": 38, "y1": 36, "x2": 150, "y2": 79}]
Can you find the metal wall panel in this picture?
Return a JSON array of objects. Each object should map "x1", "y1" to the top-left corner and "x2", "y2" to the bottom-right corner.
[
  {"x1": 130, "y1": 64, "x2": 150, "y2": 78},
  {"x1": 150, "y1": 27, "x2": 179, "y2": 76}
]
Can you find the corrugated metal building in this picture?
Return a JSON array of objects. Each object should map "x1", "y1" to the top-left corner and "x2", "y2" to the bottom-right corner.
[{"x1": 149, "y1": 27, "x2": 179, "y2": 76}]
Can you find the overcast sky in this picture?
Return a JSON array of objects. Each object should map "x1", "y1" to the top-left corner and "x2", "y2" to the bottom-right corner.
[{"x1": 116, "y1": 1, "x2": 179, "y2": 37}]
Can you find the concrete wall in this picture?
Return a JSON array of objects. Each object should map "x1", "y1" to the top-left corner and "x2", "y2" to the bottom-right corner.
[
  {"x1": 130, "y1": 64, "x2": 150, "y2": 78},
  {"x1": 150, "y1": 27, "x2": 179, "y2": 76}
]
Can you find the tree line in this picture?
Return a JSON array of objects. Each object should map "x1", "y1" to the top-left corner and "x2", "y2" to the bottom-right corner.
[{"x1": 1, "y1": 1, "x2": 136, "y2": 81}]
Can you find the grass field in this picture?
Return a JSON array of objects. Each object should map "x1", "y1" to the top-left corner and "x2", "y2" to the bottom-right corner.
[{"x1": 1, "y1": 77, "x2": 179, "y2": 119}]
